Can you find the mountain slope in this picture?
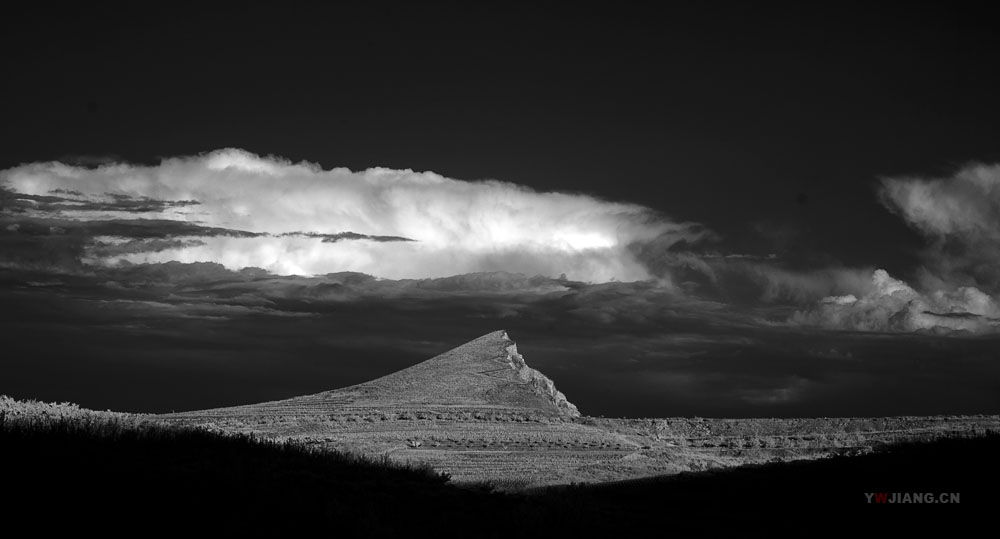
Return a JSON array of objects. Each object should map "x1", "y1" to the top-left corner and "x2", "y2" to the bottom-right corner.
[{"x1": 175, "y1": 330, "x2": 579, "y2": 418}]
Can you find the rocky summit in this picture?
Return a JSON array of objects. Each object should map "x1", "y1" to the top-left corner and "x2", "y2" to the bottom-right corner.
[{"x1": 339, "y1": 330, "x2": 580, "y2": 417}]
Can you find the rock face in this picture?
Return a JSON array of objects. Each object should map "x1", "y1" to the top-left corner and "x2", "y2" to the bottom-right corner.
[{"x1": 502, "y1": 336, "x2": 580, "y2": 418}]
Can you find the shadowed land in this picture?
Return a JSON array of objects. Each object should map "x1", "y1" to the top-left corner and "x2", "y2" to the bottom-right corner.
[{"x1": 1, "y1": 397, "x2": 995, "y2": 536}]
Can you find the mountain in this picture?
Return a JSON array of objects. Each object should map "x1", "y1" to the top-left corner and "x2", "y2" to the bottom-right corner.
[
  {"x1": 176, "y1": 330, "x2": 579, "y2": 419},
  {"x1": 161, "y1": 330, "x2": 1000, "y2": 486}
]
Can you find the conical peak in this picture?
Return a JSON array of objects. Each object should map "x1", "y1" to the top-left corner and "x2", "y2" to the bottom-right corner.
[
  {"x1": 346, "y1": 330, "x2": 580, "y2": 417},
  {"x1": 180, "y1": 330, "x2": 581, "y2": 419}
]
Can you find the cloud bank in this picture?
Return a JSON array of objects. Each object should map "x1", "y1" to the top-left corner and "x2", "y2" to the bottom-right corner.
[
  {"x1": 7, "y1": 150, "x2": 1000, "y2": 334},
  {"x1": 795, "y1": 163, "x2": 1000, "y2": 334},
  {"x1": 0, "y1": 149, "x2": 706, "y2": 282}
]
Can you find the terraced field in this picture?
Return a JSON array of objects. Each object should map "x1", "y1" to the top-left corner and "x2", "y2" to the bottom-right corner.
[{"x1": 160, "y1": 330, "x2": 1000, "y2": 486}]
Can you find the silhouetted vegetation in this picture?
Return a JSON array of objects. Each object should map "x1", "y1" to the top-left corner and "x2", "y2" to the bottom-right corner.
[
  {"x1": 1, "y1": 403, "x2": 467, "y2": 536},
  {"x1": 534, "y1": 430, "x2": 1000, "y2": 534},
  {"x1": 2, "y1": 399, "x2": 994, "y2": 536}
]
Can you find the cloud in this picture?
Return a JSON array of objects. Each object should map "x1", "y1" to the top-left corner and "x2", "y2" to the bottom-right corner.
[
  {"x1": 9, "y1": 148, "x2": 998, "y2": 337},
  {"x1": 788, "y1": 162, "x2": 1000, "y2": 335},
  {"x1": 879, "y1": 162, "x2": 1000, "y2": 292},
  {"x1": 0, "y1": 149, "x2": 706, "y2": 282},
  {"x1": 792, "y1": 269, "x2": 1000, "y2": 334},
  {"x1": 696, "y1": 259, "x2": 877, "y2": 305}
]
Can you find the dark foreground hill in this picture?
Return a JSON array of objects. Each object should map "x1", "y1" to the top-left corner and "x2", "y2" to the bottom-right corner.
[{"x1": 1, "y1": 401, "x2": 995, "y2": 537}]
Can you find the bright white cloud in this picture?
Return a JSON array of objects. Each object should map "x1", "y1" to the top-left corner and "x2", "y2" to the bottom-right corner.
[{"x1": 1, "y1": 149, "x2": 705, "y2": 282}]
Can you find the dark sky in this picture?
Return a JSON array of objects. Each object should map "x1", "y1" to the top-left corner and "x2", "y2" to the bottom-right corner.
[
  {"x1": 4, "y1": 4, "x2": 998, "y2": 271},
  {"x1": 2, "y1": 4, "x2": 999, "y2": 417}
]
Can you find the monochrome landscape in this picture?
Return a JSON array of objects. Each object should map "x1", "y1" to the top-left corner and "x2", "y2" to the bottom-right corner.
[{"x1": 3, "y1": 4, "x2": 999, "y2": 536}]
